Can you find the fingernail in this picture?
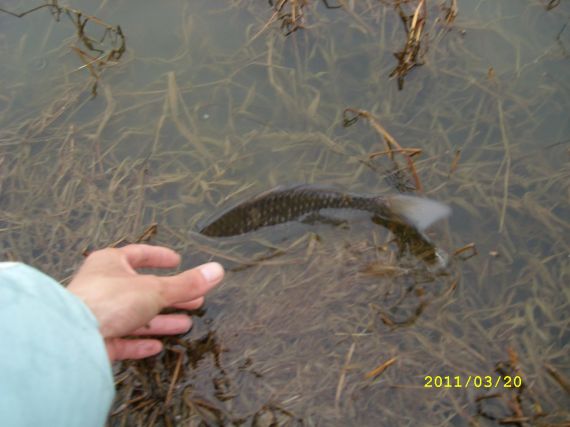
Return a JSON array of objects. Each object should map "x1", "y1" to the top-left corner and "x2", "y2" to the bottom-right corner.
[
  {"x1": 200, "y1": 262, "x2": 224, "y2": 284},
  {"x1": 184, "y1": 317, "x2": 193, "y2": 333},
  {"x1": 143, "y1": 341, "x2": 162, "y2": 355}
]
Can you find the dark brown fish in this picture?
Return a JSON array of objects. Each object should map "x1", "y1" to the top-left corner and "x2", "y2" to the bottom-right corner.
[{"x1": 199, "y1": 184, "x2": 450, "y2": 238}]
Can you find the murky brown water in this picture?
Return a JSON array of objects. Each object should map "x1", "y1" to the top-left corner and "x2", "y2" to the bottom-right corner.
[{"x1": 1, "y1": 1, "x2": 568, "y2": 425}]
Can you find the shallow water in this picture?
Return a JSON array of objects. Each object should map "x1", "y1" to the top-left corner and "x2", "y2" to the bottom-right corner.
[{"x1": 0, "y1": 1, "x2": 568, "y2": 425}]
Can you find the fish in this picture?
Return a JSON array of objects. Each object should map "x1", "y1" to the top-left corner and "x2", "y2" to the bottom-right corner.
[
  {"x1": 198, "y1": 184, "x2": 450, "y2": 236},
  {"x1": 198, "y1": 185, "x2": 450, "y2": 264}
]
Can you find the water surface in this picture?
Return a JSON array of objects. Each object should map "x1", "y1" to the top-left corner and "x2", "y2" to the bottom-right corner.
[{"x1": 0, "y1": 1, "x2": 568, "y2": 425}]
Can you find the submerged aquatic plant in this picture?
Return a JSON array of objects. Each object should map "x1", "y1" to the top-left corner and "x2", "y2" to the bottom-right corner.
[{"x1": 0, "y1": 1, "x2": 126, "y2": 96}]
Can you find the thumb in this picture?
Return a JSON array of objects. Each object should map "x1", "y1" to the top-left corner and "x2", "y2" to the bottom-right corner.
[{"x1": 158, "y1": 262, "x2": 224, "y2": 305}]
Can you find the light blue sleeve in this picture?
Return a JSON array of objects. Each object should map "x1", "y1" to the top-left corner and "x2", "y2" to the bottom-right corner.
[{"x1": 0, "y1": 262, "x2": 115, "y2": 427}]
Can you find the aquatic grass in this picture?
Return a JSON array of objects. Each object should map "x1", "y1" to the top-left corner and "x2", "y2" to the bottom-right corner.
[
  {"x1": 0, "y1": 0, "x2": 569, "y2": 425},
  {"x1": 0, "y1": 1, "x2": 126, "y2": 96}
]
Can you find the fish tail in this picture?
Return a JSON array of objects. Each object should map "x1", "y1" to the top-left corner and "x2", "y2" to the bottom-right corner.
[{"x1": 387, "y1": 195, "x2": 451, "y2": 232}]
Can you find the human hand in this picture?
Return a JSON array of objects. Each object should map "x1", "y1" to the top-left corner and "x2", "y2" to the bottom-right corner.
[{"x1": 67, "y1": 244, "x2": 224, "y2": 361}]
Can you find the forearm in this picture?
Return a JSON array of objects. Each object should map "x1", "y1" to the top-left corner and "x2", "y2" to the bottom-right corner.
[{"x1": 0, "y1": 262, "x2": 114, "y2": 427}]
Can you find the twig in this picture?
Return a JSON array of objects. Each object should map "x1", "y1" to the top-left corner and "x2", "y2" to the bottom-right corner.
[
  {"x1": 335, "y1": 342, "x2": 356, "y2": 409},
  {"x1": 343, "y1": 108, "x2": 423, "y2": 191},
  {"x1": 364, "y1": 356, "x2": 397, "y2": 380}
]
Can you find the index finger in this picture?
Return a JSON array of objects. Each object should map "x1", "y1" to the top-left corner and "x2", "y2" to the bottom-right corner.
[{"x1": 119, "y1": 244, "x2": 181, "y2": 269}]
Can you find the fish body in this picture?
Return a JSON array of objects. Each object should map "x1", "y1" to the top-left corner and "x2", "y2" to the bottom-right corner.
[{"x1": 198, "y1": 184, "x2": 450, "y2": 238}]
